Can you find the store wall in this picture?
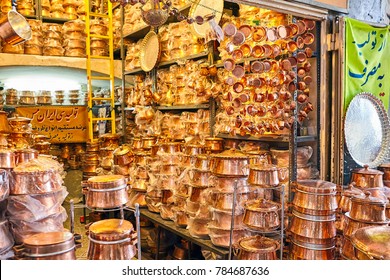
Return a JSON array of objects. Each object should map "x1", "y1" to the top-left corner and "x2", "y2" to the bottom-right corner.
[{"x1": 347, "y1": 0, "x2": 389, "y2": 24}]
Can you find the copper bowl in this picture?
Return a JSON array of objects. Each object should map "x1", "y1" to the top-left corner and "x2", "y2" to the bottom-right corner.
[
  {"x1": 13, "y1": 231, "x2": 77, "y2": 260},
  {"x1": 83, "y1": 175, "x2": 129, "y2": 209},
  {"x1": 87, "y1": 219, "x2": 137, "y2": 260},
  {"x1": 234, "y1": 235, "x2": 279, "y2": 260}
]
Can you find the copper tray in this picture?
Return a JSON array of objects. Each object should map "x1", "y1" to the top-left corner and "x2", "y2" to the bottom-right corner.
[{"x1": 139, "y1": 30, "x2": 160, "y2": 72}]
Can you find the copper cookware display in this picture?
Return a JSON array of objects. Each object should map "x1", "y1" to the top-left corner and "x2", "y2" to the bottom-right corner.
[
  {"x1": 350, "y1": 226, "x2": 390, "y2": 260},
  {"x1": 87, "y1": 219, "x2": 137, "y2": 260},
  {"x1": 248, "y1": 164, "x2": 279, "y2": 187},
  {"x1": 350, "y1": 165, "x2": 384, "y2": 189},
  {"x1": 13, "y1": 231, "x2": 78, "y2": 260},
  {"x1": 83, "y1": 175, "x2": 128, "y2": 209},
  {"x1": 234, "y1": 235, "x2": 280, "y2": 260},
  {"x1": 243, "y1": 199, "x2": 281, "y2": 231}
]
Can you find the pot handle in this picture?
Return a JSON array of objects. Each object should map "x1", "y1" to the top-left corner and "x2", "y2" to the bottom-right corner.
[{"x1": 232, "y1": 243, "x2": 240, "y2": 256}]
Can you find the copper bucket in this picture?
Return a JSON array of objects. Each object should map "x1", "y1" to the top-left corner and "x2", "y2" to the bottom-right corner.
[
  {"x1": 87, "y1": 219, "x2": 138, "y2": 260},
  {"x1": 0, "y1": 4, "x2": 32, "y2": 46}
]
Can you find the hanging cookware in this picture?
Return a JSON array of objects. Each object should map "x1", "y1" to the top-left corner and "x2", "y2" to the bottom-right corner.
[
  {"x1": 350, "y1": 165, "x2": 384, "y2": 189},
  {"x1": 243, "y1": 199, "x2": 281, "y2": 231},
  {"x1": 350, "y1": 226, "x2": 390, "y2": 260},
  {"x1": 83, "y1": 175, "x2": 128, "y2": 209},
  {"x1": 87, "y1": 219, "x2": 137, "y2": 260},
  {"x1": 0, "y1": 0, "x2": 32, "y2": 46},
  {"x1": 234, "y1": 235, "x2": 280, "y2": 260},
  {"x1": 13, "y1": 231, "x2": 78, "y2": 260}
]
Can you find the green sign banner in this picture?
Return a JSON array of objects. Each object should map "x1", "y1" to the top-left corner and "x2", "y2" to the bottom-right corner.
[{"x1": 345, "y1": 17, "x2": 390, "y2": 110}]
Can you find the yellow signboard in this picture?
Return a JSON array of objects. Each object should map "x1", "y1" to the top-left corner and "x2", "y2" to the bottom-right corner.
[{"x1": 16, "y1": 106, "x2": 88, "y2": 143}]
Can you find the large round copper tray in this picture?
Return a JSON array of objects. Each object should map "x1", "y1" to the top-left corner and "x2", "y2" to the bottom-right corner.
[
  {"x1": 139, "y1": 30, "x2": 160, "y2": 72},
  {"x1": 344, "y1": 92, "x2": 390, "y2": 168},
  {"x1": 189, "y1": 0, "x2": 224, "y2": 38}
]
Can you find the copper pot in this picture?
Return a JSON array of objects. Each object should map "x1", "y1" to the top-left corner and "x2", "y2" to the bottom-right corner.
[
  {"x1": 134, "y1": 152, "x2": 151, "y2": 165},
  {"x1": 289, "y1": 210, "x2": 336, "y2": 241},
  {"x1": 211, "y1": 189, "x2": 257, "y2": 211},
  {"x1": 350, "y1": 165, "x2": 384, "y2": 188},
  {"x1": 290, "y1": 239, "x2": 335, "y2": 260},
  {"x1": 82, "y1": 163, "x2": 98, "y2": 173},
  {"x1": 270, "y1": 146, "x2": 312, "y2": 167},
  {"x1": 10, "y1": 169, "x2": 62, "y2": 195},
  {"x1": 207, "y1": 225, "x2": 248, "y2": 248},
  {"x1": 84, "y1": 152, "x2": 100, "y2": 162},
  {"x1": 350, "y1": 226, "x2": 390, "y2": 260},
  {"x1": 245, "y1": 150, "x2": 272, "y2": 165},
  {"x1": 292, "y1": 180, "x2": 337, "y2": 215},
  {"x1": 131, "y1": 178, "x2": 148, "y2": 192},
  {"x1": 205, "y1": 137, "x2": 224, "y2": 152},
  {"x1": 210, "y1": 149, "x2": 249, "y2": 177},
  {"x1": 187, "y1": 184, "x2": 208, "y2": 203},
  {"x1": 210, "y1": 207, "x2": 244, "y2": 229},
  {"x1": 156, "y1": 174, "x2": 178, "y2": 190},
  {"x1": 378, "y1": 163, "x2": 390, "y2": 180},
  {"x1": 83, "y1": 175, "x2": 128, "y2": 209},
  {"x1": 248, "y1": 165, "x2": 279, "y2": 187},
  {"x1": 7, "y1": 115, "x2": 32, "y2": 133},
  {"x1": 13, "y1": 232, "x2": 77, "y2": 260},
  {"x1": 132, "y1": 137, "x2": 143, "y2": 150},
  {"x1": 113, "y1": 146, "x2": 133, "y2": 166},
  {"x1": 243, "y1": 199, "x2": 281, "y2": 231},
  {"x1": 338, "y1": 186, "x2": 364, "y2": 213},
  {"x1": 160, "y1": 142, "x2": 182, "y2": 154},
  {"x1": 142, "y1": 136, "x2": 157, "y2": 149},
  {"x1": 159, "y1": 154, "x2": 182, "y2": 165},
  {"x1": 158, "y1": 164, "x2": 180, "y2": 175},
  {"x1": 189, "y1": 169, "x2": 211, "y2": 187},
  {"x1": 234, "y1": 235, "x2": 279, "y2": 260},
  {"x1": 209, "y1": 175, "x2": 249, "y2": 193},
  {"x1": 349, "y1": 192, "x2": 387, "y2": 222},
  {"x1": 183, "y1": 144, "x2": 205, "y2": 156},
  {"x1": 87, "y1": 219, "x2": 137, "y2": 260},
  {"x1": 194, "y1": 154, "x2": 211, "y2": 171},
  {"x1": 135, "y1": 165, "x2": 149, "y2": 179},
  {"x1": 14, "y1": 148, "x2": 38, "y2": 165},
  {"x1": 0, "y1": 149, "x2": 16, "y2": 168},
  {"x1": 99, "y1": 133, "x2": 121, "y2": 149}
]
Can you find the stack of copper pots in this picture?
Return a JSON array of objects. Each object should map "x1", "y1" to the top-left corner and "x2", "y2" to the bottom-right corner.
[
  {"x1": 82, "y1": 142, "x2": 100, "y2": 181},
  {"x1": 7, "y1": 114, "x2": 33, "y2": 150},
  {"x1": 87, "y1": 219, "x2": 137, "y2": 260},
  {"x1": 0, "y1": 169, "x2": 14, "y2": 259},
  {"x1": 32, "y1": 134, "x2": 51, "y2": 155},
  {"x1": 62, "y1": 19, "x2": 86, "y2": 57},
  {"x1": 289, "y1": 180, "x2": 338, "y2": 260},
  {"x1": 5, "y1": 89, "x2": 18, "y2": 105},
  {"x1": 42, "y1": 23, "x2": 64, "y2": 56},
  {"x1": 7, "y1": 156, "x2": 67, "y2": 244},
  {"x1": 99, "y1": 133, "x2": 121, "y2": 171},
  {"x1": 25, "y1": 20, "x2": 43, "y2": 55},
  {"x1": 340, "y1": 191, "x2": 389, "y2": 259},
  {"x1": 207, "y1": 149, "x2": 254, "y2": 247},
  {"x1": 113, "y1": 145, "x2": 133, "y2": 176},
  {"x1": 205, "y1": 137, "x2": 224, "y2": 154},
  {"x1": 89, "y1": 19, "x2": 108, "y2": 56}
]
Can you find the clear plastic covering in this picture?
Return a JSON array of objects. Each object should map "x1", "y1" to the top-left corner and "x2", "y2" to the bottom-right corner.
[
  {"x1": 9, "y1": 207, "x2": 67, "y2": 244},
  {"x1": 187, "y1": 216, "x2": 209, "y2": 239},
  {"x1": 0, "y1": 219, "x2": 14, "y2": 254},
  {"x1": 207, "y1": 226, "x2": 250, "y2": 248},
  {"x1": 7, "y1": 188, "x2": 68, "y2": 221},
  {"x1": 0, "y1": 170, "x2": 9, "y2": 202}
]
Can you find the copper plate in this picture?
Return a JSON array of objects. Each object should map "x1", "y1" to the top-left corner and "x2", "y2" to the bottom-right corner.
[
  {"x1": 238, "y1": 25, "x2": 252, "y2": 39},
  {"x1": 232, "y1": 65, "x2": 245, "y2": 79},
  {"x1": 139, "y1": 31, "x2": 160, "y2": 72},
  {"x1": 223, "y1": 23, "x2": 237, "y2": 37},
  {"x1": 189, "y1": 0, "x2": 224, "y2": 38}
]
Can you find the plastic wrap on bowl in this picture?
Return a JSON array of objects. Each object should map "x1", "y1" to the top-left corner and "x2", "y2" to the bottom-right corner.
[
  {"x1": 187, "y1": 216, "x2": 209, "y2": 239},
  {"x1": 207, "y1": 226, "x2": 250, "y2": 248}
]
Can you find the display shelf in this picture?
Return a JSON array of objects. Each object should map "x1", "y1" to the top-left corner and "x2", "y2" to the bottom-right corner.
[
  {"x1": 41, "y1": 16, "x2": 70, "y2": 24},
  {"x1": 139, "y1": 209, "x2": 230, "y2": 259},
  {"x1": 155, "y1": 103, "x2": 210, "y2": 111},
  {"x1": 217, "y1": 133, "x2": 317, "y2": 143}
]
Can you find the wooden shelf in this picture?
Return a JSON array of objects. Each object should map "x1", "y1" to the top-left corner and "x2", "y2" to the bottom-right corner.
[{"x1": 139, "y1": 209, "x2": 230, "y2": 259}]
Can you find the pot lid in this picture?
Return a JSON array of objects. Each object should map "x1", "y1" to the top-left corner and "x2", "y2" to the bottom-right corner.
[
  {"x1": 212, "y1": 148, "x2": 248, "y2": 159},
  {"x1": 245, "y1": 198, "x2": 280, "y2": 211},
  {"x1": 295, "y1": 180, "x2": 336, "y2": 194},
  {"x1": 342, "y1": 186, "x2": 364, "y2": 198},
  {"x1": 87, "y1": 174, "x2": 127, "y2": 189},
  {"x1": 351, "y1": 191, "x2": 387, "y2": 204},
  {"x1": 99, "y1": 133, "x2": 121, "y2": 140},
  {"x1": 352, "y1": 165, "x2": 384, "y2": 175},
  {"x1": 238, "y1": 235, "x2": 280, "y2": 253},
  {"x1": 113, "y1": 146, "x2": 132, "y2": 156},
  {"x1": 351, "y1": 226, "x2": 390, "y2": 259},
  {"x1": 23, "y1": 231, "x2": 74, "y2": 246},
  {"x1": 89, "y1": 219, "x2": 134, "y2": 237}
]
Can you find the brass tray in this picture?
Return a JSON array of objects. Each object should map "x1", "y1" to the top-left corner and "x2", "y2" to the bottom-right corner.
[
  {"x1": 139, "y1": 30, "x2": 160, "y2": 72},
  {"x1": 189, "y1": 0, "x2": 224, "y2": 38},
  {"x1": 344, "y1": 92, "x2": 390, "y2": 168}
]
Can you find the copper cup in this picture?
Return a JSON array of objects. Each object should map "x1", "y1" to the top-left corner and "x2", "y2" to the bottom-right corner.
[
  {"x1": 297, "y1": 92, "x2": 308, "y2": 103},
  {"x1": 251, "y1": 61, "x2": 264, "y2": 73},
  {"x1": 233, "y1": 82, "x2": 244, "y2": 93},
  {"x1": 288, "y1": 81, "x2": 296, "y2": 92},
  {"x1": 303, "y1": 75, "x2": 313, "y2": 85},
  {"x1": 304, "y1": 19, "x2": 316, "y2": 30},
  {"x1": 297, "y1": 67, "x2": 306, "y2": 78},
  {"x1": 303, "y1": 33, "x2": 315, "y2": 45},
  {"x1": 224, "y1": 58, "x2": 235, "y2": 71},
  {"x1": 271, "y1": 44, "x2": 281, "y2": 57},
  {"x1": 304, "y1": 62, "x2": 312, "y2": 72},
  {"x1": 252, "y1": 45, "x2": 265, "y2": 58},
  {"x1": 297, "y1": 52, "x2": 307, "y2": 63},
  {"x1": 233, "y1": 97, "x2": 242, "y2": 108},
  {"x1": 253, "y1": 26, "x2": 267, "y2": 42},
  {"x1": 289, "y1": 23, "x2": 299, "y2": 36},
  {"x1": 298, "y1": 81, "x2": 307, "y2": 90},
  {"x1": 263, "y1": 61, "x2": 272, "y2": 72},
  {"x1": 251, "y1": 78, "x2": 264, "y2": 88},
  {"x1": 232, "y1": 49, "x2": 244, "y2": 61},
  {"x1": 225, "y1": 106, "x2": 235, "y2": 115},
  {"x1": 253, "y1": 92, "x2": 266, "y2": 103},
  {"x1": 225, "y1": 76, "x2": 235, "y2": 86},
  {"x1": 232, "y1": 65, "x2": 245, "y2": 78},
  {"x1": 239, "y1": 93, "x2": 250, "y2": 103},
  {"x1": 232, "y1": 30, "x2": 245, "y2": 46},
  {"x1": 287, "y1": 57, "x2": 298, "y2": 67},
  {"x1": 238, "y1": 25, "x2": 252, "y2": 39},
  {"x1": 297, "y1": 20, "x2": 307, "y2": 34},
  {"x1": 281, "y1": 59, "x2": 292, "y2": 71}
]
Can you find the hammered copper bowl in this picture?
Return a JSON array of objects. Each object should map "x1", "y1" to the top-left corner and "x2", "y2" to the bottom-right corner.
[
  {"x1": 87, "y1": 219, "x2": 137, "y2": 260},
  {"x1": 83, "y1": 175, "x2": 128, "y2": 209},
  {"x1": 234, "y1": 235, "x2": 280, "y2": 260},
  {"x1": 13, "y1": 231, "x2": 76, "y2": 260},
  {"x1": 210, "y1": 149, "x2": 249, "y2": 177},
  {"x1": 292, "y1": 180, "x2": 337, "y2": 215}
]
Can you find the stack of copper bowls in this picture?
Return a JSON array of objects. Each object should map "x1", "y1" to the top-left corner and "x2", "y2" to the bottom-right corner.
[
  {"x1": 7, "y1": 114, "x2": 33, "y2": 150},
  {"x1": 41, "y1": 0, "x2": 50, "y2": 17},
  {"x1": 0, "y1": 169, "x2": 14, "y2": 259},
  {"x1": 7, "y1": 156, "x2": 67, "y2": 244},
  {"x1": 205, "y1": 137, "x2": 224, "y2": 154},
  {"x1": 289, "y1": 180, "x2": 338, "y2": 260},
  {"x1": 42, "y1": 23, "x2": 64, "y2": 56},
  {"x1": 25, "y1": 20, "x2": 43, "y2": 55},
  {"x1": 82, "y1": 141, "x2": 100, "y2": 181},
  {"x1": 87, "y1": 219, "x2": 137, "y2": 260},
  {"x1": 62, "y1": 19, "x2": 86, "y2": 57},
  {"x1": 207, "y1": 149, "x2": 254, "y2": 247},
  {"x1": 32, "y1": 134, "x2": 51, "y2": 155},
  {"x1": 62, "y1": 0, "x2": 79, "y2": 20},
  {"x1": 82, "y1": 175, "x2": 128, "y2": 210},
  {"x1": 340, "y1": 191, "x2": 389, "y2": 259},
  {"x1": 36, "y1": 90, "x2": 53, "y2": 105},
  {"x1": 18, "y1": 90, "x2": 36, "y2": 105},
  {"x1": 89, "y1": 19, "x2": 108, "y2": 56},
  {"x1": 5, "y1": 89, "x2": 18, "y2": 105},
  {"x1": 50, "y1": 0, "x2": 64, "y2": 19}
]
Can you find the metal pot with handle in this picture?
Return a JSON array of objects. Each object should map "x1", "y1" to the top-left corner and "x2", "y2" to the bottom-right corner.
[{"x1": 0, "y1": 0, "x2": 31, "y2": 45}]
